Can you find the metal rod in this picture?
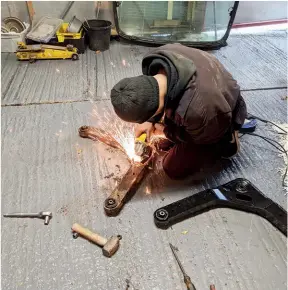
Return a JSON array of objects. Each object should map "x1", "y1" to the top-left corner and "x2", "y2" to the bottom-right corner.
[
  {"x1": 169, "y1": 243, "x2": 197, "y2": 290},
  {"x1": 26, "y1": 1, "x2": 35, "y2": 26},
  {"x1": 169, "y1": 243, "x2": 187, "y2": 276},
  {"x1": 60, "y1": 1, "x2": 75, "y2": 19},
  {"x1": 3, "y1": 213, "x2": 40, "y2": 217},
  {"x1": 84, "y1": 18, "x2": 90, "y2": 28},
  {"x1": 78, "y1": 126, "x2": 125, "y2": 154},
  {"x1": 95, "y1": 1, "x2": 101, "y2": 19}
]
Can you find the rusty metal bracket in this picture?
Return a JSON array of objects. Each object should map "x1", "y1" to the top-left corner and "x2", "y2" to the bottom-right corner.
[
  {"x1": 104, "y1": 162, "x2": 149, "y2": 216},
  {"x1": 79, "y1": 125, "x2": 125, "y2": 153},
  {"x1": 79, "y1": 125, "x2": 153, "y2": 216},
  {"x1": 154, "y1": 178, "x2": 287, "y2": 236}
]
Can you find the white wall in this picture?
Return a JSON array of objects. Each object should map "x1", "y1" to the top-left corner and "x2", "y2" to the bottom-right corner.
[{"x1": 234, "y1": 1, "x2": 287, "y2": 23}]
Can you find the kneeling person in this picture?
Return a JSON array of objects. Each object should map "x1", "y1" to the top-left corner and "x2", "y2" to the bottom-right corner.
[{"x1": 110, "y1": 44, "x2": 247, "y2": 179}]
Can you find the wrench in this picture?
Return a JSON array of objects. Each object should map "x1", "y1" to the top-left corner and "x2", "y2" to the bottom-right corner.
[{"x1": 3, "y1": 211, "x2": 52, "y2": 225}]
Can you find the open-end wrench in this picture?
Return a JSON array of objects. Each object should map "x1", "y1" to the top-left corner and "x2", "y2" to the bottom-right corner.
[{"x1": 3, "y1": 211, "x2": 52, "y2": 225}]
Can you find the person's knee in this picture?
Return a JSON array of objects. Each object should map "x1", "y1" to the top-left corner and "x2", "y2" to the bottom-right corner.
[
  {"x1": 162, "y1": 152, "x2": 205, "y2": 179},
  {"x1": 162, "y1": 156, "x2": 189, "y2": 180},
  {"x1": 163, "y1": 164, "x2": 181, "y2": 180}
]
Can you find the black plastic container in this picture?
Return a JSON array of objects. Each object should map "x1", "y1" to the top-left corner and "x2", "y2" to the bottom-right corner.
[{"x1": 84, "y1": 20, "x2": 112, "y2": 51}]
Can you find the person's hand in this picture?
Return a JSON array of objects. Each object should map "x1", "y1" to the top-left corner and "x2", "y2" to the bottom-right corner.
[
  {"x1": 153, "y1": 123, "x2": 165, "y2": 137},
  {"x1": 135, "y1": 122, "x2": 155, "y2": 142}
]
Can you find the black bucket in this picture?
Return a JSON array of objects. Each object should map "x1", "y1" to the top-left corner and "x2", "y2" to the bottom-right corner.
[{"x1": 84, "y1": 20, "x2": 112, "y2": 51}]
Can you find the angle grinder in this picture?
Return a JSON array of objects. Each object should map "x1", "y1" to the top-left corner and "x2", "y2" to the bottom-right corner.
[{"x1": 134, "y1": 133, "x2": 149, "y2": 158}]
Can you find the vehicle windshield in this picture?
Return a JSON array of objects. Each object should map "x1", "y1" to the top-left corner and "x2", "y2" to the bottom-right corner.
[{"x1": 115, "y1": 1, "x2": 236, "y2": 45}]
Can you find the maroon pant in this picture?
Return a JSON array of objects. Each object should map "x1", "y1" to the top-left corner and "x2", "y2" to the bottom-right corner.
[{"x1": 162, "y1": 141, "x2": 224, "y2": 179}]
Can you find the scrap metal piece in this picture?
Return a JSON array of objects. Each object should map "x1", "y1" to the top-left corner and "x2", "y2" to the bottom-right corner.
[
  {"x1": 104, "y1": 161, "x2": 149, "y2": 216},
  {"x1": 103, "y1": 144, "x2": 153, "y2": 216},
  {"x1": 79, "y1": 125, "x2": 154, "y2": 216},
  {"x1": 154, "y1": 178, "x2": 287, "y2": 236},
  {"x1": 79, "y1": 125, "x2": 125, "y2": 153}
]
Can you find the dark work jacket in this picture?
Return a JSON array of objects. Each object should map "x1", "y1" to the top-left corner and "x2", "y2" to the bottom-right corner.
[{"x1": 142, "y1": 43, "x2": 247, "y2": 144}]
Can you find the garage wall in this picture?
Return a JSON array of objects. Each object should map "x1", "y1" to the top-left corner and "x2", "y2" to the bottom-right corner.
[
  {"x1": 1, "y1": 1, "x2": 287, "y2": 28},
  {"x1": 235, "y1": 1, "x2": 288, "y2": 24},
  {"x1": 1, "y1": 1, "x2": 115, "y2": 26}
]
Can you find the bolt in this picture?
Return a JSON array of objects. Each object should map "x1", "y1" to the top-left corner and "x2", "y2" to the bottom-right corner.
[
  {"x1": 108, "y1": 199, "x2": 115, "y2": 205},
  {"x1": 105, "y1": 198, "x2": 117, "y2": 209},
  {"x1": 236, "y1": 180, "x2": 249, "y2": 193},
  {"x1": 155, "y1": 209, "x2": 168, "y2": 221}
]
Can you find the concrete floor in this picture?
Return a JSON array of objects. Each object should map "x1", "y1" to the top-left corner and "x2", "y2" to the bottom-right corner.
[{"x1": 1, "y1": 31, "x2": 287, "y2": 290}]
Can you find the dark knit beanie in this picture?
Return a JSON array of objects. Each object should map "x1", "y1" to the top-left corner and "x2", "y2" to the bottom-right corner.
[{"x1": 110, "y1": 75, "x2": 159, "y2": 123}]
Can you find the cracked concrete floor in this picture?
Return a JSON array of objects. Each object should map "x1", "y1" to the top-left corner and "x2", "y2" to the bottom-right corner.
[{"x1": 1, "y1": 32, "x2": 287, "y2": 290}]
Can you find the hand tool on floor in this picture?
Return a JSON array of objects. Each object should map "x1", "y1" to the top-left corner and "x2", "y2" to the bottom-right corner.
[
  {"x1": 169, "y1": 243, "x2": 197, "y2": 290},
  {"x1": 71, "y1": 223, "x2": 122, "y2": 257},
  {"x1": 3, "y1": 211, "x2": 53, "y2": 225}
]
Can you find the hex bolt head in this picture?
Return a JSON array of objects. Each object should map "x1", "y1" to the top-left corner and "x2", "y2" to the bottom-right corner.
[
  {"x1": 155, "y1": 209, "x2": 169, "y2": 221},
  {"x1": 105, "y1": 198, "x2": 117, "y2": 209},
  {"x1": 236, "y1": 180, "x2": 250, "y2": 193}
]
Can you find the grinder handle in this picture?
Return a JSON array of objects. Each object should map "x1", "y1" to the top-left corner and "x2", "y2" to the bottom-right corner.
[
  {"x1": 72, "y1": 223, "x2": 107, "y2": 246},
  {"x1": 135, "y1": 133, "x2": 147, "y2": 143}
]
